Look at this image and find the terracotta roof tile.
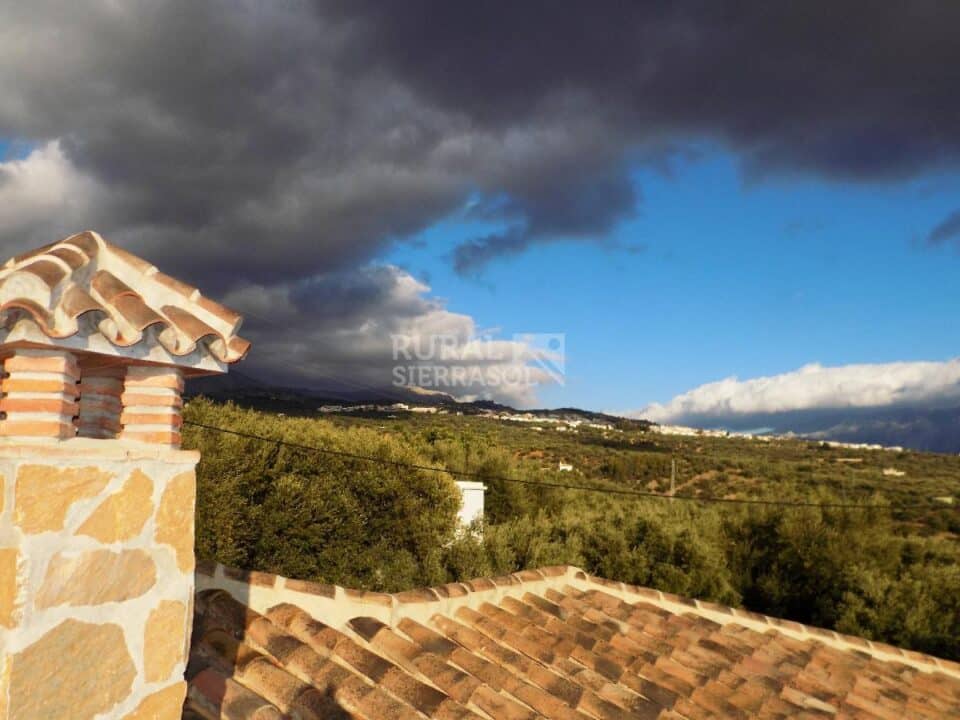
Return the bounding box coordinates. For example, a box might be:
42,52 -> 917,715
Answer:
342,587 -> 394,607
465,576 -> 497,592
186,566 -> 960,719
434,582 -> 471,599
186,668 -> 286,720
396,587 -> 443,604
0,231 -> 248,370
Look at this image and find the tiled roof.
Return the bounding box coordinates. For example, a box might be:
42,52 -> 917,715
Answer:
0,231 -> 249,368
185,564 -> 960,719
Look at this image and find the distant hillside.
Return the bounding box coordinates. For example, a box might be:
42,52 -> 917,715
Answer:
183,373 -> 642,428
186,372 -> 457,413
789,406 -> 960,453
654,405 -> 960,454
187,374 -> 958,452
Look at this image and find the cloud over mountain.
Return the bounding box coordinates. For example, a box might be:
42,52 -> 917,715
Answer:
633,359 -> 960,425
221,265 -> 561,407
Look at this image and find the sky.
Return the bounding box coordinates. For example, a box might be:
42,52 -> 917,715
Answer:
1,2 -> 959,420
386,151 -> 960,411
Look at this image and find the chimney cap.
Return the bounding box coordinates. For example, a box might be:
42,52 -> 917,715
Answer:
0,231 -> 250,375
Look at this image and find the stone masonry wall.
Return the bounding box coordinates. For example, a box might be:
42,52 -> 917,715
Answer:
0,441 -> 199,719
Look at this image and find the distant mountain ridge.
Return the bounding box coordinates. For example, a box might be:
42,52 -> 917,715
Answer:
786,406 -> 960,453
185,373 -> 960,453
186,371 -> 458,409
184,372 -> 633,426
674,405 -> 960,454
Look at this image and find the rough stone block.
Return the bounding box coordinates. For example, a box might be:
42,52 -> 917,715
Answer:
121,682 -> 187,720
156,470 -> 196,572
7,620 -> 135,719
144,600 -> 188,682
0,549 -> 20,628
76,469 -> 154,542
36,549 -> 156,608
14,465 -> 113,533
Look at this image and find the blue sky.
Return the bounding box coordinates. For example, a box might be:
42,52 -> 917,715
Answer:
0,139 -> 33,162
387,148 -> 960,411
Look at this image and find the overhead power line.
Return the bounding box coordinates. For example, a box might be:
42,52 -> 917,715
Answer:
182,419 -> 957,512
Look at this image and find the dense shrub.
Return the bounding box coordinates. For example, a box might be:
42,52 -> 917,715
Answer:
184,399 -> 458,590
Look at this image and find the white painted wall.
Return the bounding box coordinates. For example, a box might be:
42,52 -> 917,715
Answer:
454,480 -> 486,526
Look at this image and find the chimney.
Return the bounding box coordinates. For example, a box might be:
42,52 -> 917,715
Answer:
0,232 -> 249,719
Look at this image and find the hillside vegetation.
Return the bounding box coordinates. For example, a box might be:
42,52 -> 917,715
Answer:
183,398 -> 960,660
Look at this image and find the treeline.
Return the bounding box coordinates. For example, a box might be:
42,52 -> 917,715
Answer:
183,399 -> 960,660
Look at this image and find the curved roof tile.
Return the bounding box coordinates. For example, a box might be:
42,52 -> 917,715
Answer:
0,231 -> 249,366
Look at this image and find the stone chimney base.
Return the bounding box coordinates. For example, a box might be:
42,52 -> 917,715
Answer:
0,441 -> 199,719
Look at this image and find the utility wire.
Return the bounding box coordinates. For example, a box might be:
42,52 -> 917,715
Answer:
182,419 -> 957,511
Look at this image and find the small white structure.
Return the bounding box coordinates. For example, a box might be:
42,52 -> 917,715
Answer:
455,480 -> 486,526
558,461 -> 573,472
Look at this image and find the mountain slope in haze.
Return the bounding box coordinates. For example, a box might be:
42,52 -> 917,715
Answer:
184,373 -> 635,427
185,371 -> 458,411
792,406 -> 960,453
187,374 -> 960,453
680,405 -> 960,453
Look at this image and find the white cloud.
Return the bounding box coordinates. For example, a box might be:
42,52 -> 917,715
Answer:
0,140 -> 109,246
223,265 -> 562,407
629,359 -> 960,423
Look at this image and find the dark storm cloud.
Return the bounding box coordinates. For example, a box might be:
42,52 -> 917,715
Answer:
332,0 -> 960,269
928,210 -> 960,247
218,265 -> 555,405
453,159 -> 638,274
336,1 -> 960,177
1,1 -> 958,390
452,228 -> 529,276
3,1 -> 959,283
0,0 -> 472,288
